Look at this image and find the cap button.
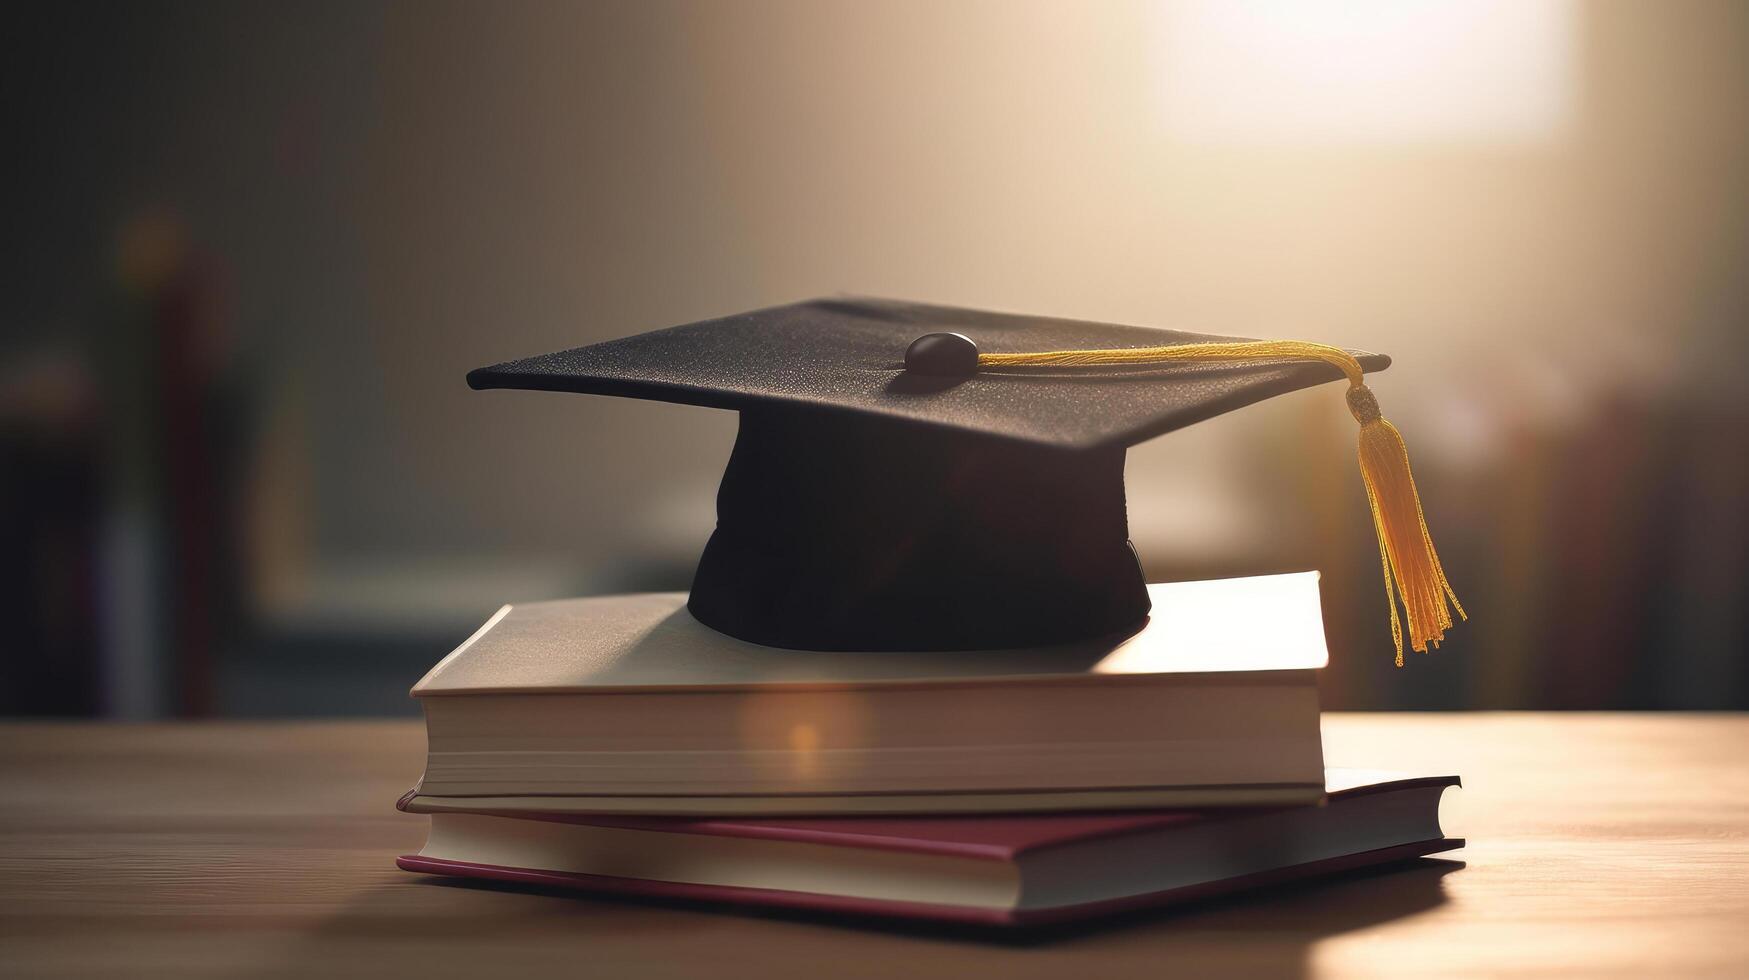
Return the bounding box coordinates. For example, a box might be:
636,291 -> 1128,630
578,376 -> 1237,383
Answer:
904,333 -> 980,376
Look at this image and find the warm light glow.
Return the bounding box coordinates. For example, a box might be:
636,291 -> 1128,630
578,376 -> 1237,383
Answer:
1157,0 -> 1576,143
788,722 -> 821,779
1094,572 -> 1331,675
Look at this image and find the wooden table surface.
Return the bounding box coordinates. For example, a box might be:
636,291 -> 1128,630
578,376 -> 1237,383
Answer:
2,714 -> 1746,979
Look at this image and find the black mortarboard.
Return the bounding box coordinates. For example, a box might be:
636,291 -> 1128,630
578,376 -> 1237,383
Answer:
467,297 -> 1457,659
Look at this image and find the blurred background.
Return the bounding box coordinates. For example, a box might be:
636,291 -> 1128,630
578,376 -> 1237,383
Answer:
3,0 -> 1744,717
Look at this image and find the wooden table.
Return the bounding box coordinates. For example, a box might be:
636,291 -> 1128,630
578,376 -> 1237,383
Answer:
2,714 -> 1746,978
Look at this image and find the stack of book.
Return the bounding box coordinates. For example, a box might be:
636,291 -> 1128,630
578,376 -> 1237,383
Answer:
396,572 -> 1461,926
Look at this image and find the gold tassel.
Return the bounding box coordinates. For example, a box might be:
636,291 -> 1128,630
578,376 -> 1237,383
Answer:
978,340 -> 1466,666
1347,385 -> 1467,666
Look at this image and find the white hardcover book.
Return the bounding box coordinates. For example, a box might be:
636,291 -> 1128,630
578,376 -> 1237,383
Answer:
404,572 -> 1329,816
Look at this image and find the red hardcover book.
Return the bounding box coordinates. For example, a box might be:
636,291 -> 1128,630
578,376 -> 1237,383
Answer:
397,770 -> 1460,926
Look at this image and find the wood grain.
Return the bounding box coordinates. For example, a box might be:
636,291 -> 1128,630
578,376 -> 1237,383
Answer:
2,714 -> 1746,978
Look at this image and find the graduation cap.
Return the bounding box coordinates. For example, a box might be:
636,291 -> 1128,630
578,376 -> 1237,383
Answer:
470,298 -> 1464,665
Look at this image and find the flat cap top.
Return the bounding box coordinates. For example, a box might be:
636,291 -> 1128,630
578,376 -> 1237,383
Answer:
467,297 -> 1388,451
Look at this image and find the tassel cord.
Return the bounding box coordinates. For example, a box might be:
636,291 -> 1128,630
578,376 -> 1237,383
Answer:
978,340 -> 1464,666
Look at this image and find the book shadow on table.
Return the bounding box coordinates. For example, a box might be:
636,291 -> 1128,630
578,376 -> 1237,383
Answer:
267,855 -> 1461,977
1027,856 -> 1463,945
